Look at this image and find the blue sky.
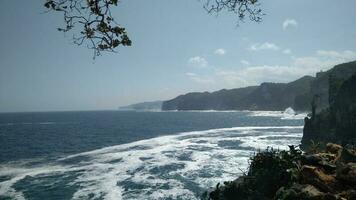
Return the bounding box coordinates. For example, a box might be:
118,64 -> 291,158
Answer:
1,0 -> 356,112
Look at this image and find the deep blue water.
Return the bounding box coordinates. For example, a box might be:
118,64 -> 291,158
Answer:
0,110 -> 305,200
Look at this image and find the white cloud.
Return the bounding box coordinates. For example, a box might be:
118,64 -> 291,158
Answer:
283,19 -> 298,30
293,50 -> 356,70
186,50 -> 356,89
186,72 -> 215,84
240,60 -> 250,65
249,42 -> 280,51
283,49 -> 292,54
214,48 -> 226,55
188,56 -> 208,67
185,72 -> 196,76
187,65 -> 309,88
215,65 -> 310,87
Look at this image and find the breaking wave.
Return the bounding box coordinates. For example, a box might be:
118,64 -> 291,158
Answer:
248,107 -> 307,120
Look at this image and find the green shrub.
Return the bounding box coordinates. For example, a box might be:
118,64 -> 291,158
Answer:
206,146 -> 302,200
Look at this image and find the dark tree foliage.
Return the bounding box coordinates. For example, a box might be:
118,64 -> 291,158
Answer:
203,0 -> 263,23
44,0 -> 263,57
44,0 -> 132,58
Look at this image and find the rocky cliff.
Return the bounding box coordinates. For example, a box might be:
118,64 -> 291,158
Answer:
162,76 -> 314,111
161,86 -> 258,110
162,61 -> 356,112
310,61 -> 356,112
302,71 -> 356,147
204,61 -> 356,200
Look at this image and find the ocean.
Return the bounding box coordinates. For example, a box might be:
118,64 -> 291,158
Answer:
0,110 -> 306,200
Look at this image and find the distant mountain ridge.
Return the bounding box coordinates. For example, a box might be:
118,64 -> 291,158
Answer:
162,61 -> 356,111
119,101 -> 163,111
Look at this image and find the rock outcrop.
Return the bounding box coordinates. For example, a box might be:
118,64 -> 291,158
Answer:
311,61 -> 356,111
302,72 -> 356,148
204,144 -> 356,200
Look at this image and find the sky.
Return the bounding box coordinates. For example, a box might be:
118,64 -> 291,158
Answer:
1,0 -> 356,112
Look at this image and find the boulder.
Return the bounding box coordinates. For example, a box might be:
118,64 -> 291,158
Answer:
326,143 -> 342,154
301,165 -> 337,192
275,185 -> 300,200
303,154 -> 323,165
302,153 -> 337,172
336,162 -> 356,184
275,184 -> 331,200
301,184 -> 325,198
336,148 -> 356,163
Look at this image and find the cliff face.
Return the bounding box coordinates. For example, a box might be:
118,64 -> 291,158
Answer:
332,73 -> 356,143
241,76 -> 315,111
161,86 -> 258,110
302,72 -> 356,147
162,76 -> 314,111
310,61 -> 356,112
162,61 -> 356,112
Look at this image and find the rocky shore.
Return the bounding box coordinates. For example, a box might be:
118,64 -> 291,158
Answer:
203,62 -> 356,200
204,143 -> 356,200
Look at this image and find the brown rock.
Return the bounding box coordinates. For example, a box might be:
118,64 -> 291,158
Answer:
301,184 -> 324,198
338,189 -> 356,200
302,154 -> 337,173
326,143 -> 343,154
337,148 -> 356,163
303,154 -> 323,165
318,153 -> 338,162
301,165 -> 337,192
336,162 -> 356,184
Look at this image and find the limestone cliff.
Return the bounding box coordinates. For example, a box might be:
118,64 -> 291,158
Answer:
302,72 -> 356,147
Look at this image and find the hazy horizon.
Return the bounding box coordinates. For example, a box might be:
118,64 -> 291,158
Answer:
0,62 -> 340,114
1,0 -> 356,112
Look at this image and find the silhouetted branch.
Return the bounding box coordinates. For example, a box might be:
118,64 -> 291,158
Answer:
203,0 -> 264,23
44,0 -> 263,58
44,0 -> 131,58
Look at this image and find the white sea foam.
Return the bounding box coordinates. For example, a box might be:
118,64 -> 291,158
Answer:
159,108 -> 307,120
0,126 -> 303,200
248,107 -> 307,120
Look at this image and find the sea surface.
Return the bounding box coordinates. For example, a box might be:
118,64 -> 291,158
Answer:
0,110 -> 306,200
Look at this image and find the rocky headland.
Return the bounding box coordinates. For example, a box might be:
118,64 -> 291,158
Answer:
163,61 -> 356,112
204,61 -> 356,199
302,72 -> 356,148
